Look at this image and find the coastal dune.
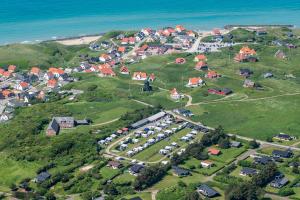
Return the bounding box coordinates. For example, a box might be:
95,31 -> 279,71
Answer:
56,35 -> 101,45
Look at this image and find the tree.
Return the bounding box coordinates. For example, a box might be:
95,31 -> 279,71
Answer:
177,180 -> 186,188
218,138 -> 230,149
186,191 -> 201,200
45,193 -> 56,200
103,184 -> 119,196
249,140 -> 260,149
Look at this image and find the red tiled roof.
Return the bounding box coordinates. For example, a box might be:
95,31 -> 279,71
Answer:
208,148 -> 221,155
8,65 -> 16,72
31,67 -> 40,75
19,82 -> 29,88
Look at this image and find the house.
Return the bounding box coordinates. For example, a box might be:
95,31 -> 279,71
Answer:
44,72 -> 55,80
132,72 -> 147,81
208,88 -> 232,96
172,166 -> 190,177
234,46 -> 257,62
194,54 -> 207,62
149,73 -> 155,82
240,167 -> 257,176
187,77 -> 205,88
270,177 -> 289,188
170,88 -> 182,100
107,161 -> 123,169
48,68 -> 65,78
141,28 -> 152,36
274,133 -> 295,141
30,67 -> 41,76
212,28 -> 221,35
129,164 -> 144,176
208,148 -> 221,155
230,141 -> 241,148
15,82 -> 29,91
254,156 -> 273,165
206,70 -> 220,79
272,149 -> 293,158
47,79 -> 58,88
195,61 -> 208,70
243,79 -> 256,88
175,58 -> 186,64
0,113 -> 12,122
99,65 -> 116,77
35,172 -> 51,183
187,30 -> 196,37
2,71 -> 11,78
264,72 -> 273,78
99,54 -> 111,62
239,68 -> 253,78
275,50 -> 287,59
197,184 -> 219,198
120,66 -> 130,75
118,46 -> 126,53
175,25 -> 185,32
46,117 -> 75,136
8,65 -> 16,73
174,109 -> 194,117
201,160 -> 214,168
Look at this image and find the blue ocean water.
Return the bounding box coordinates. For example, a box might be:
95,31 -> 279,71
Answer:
1,0 -> 300,44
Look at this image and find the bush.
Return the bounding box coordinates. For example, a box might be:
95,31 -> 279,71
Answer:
278,188 -> 295,196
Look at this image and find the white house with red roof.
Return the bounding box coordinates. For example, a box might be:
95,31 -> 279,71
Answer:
120,66 -> 130,75
187,77 -> 205,88
98,65 -> 116,77
175,25 -> 185,33
15,82 -> 29,91
141,28 -> 152,36
170,88 -> 183,100
99,54 -> 112,62
132,72 -> 147,81
47,79 -> 58,88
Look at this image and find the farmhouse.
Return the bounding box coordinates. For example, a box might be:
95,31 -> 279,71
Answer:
240,167 -> 257,176
187,77 -> 205,88
230,141 -> 241,148
172,166 -> 190,177
197,184 -> 219,198
46,117 -> 75,136
208,88 -> 232,96
201,160 -> 214,168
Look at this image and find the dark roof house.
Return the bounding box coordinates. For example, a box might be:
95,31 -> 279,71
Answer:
197,184 -> 219,198
272,149 -> 293,158
35,171 -> 51,183
270,177 -> 289,188
240,167 -> 257,176
172,166 -> 190,177
254,156 -> 273,165
129,164 -> 144,175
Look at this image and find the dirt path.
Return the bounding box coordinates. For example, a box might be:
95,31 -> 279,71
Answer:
191,92 -> 300,106
91,118 -> 120,127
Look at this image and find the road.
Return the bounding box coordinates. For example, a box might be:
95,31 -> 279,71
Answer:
91,118 -> 120,127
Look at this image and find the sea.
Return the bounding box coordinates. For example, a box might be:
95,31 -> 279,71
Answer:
1,0 -> 300,45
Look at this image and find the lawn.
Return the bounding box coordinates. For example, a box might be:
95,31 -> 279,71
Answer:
120,192 -> 152,200
180,157 -> 225,176
188,95 -> 300,140
207,146 -> 247,164
100,166 -> 121,180
112,172 -> 135,184
132,128 -> 196,162
0,154 -> 41,191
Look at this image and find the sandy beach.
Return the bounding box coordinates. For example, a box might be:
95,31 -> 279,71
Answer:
56,35 -> 101,45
